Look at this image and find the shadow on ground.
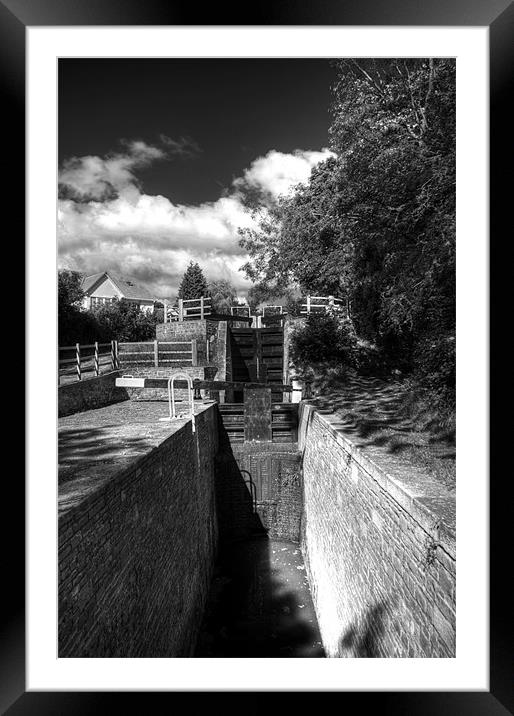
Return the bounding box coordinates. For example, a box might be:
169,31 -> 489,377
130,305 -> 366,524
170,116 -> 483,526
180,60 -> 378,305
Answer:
308,372 -> 455,490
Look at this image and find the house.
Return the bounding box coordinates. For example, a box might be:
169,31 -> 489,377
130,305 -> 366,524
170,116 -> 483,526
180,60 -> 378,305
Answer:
81,272 -> 156,314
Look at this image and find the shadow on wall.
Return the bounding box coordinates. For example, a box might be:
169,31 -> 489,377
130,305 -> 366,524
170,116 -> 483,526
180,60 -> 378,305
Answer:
214,414 -> 267,543
199,412 -> 324,657
195,535 -> 325,658
339,599 -> 389,657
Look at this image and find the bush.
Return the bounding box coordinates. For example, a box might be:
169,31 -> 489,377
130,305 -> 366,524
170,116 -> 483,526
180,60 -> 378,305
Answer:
290,311 -> 359,368
92,299 -> 157,342
412,333 -> 455,408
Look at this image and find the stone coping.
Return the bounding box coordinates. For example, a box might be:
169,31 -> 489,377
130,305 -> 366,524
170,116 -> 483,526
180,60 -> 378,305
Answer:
298,402 -> 455,558
58,400 -> 216,519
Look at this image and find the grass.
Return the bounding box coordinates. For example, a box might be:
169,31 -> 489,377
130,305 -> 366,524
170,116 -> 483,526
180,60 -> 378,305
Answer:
302,364 -> 455,492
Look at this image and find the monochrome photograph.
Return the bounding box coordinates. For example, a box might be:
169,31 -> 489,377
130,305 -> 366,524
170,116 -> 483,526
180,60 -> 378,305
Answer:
57,57 -> 456,660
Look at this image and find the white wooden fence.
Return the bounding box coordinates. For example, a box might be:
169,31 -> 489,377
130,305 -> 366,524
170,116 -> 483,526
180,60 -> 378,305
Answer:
178,296 -> 212,321
300,295 -> 350,317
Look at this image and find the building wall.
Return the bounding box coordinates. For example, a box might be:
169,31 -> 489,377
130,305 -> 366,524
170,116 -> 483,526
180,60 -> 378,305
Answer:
58,371 -> 129,417
58,404 -> 219,657
82,276 -> 154,312
299,404 -> 456,658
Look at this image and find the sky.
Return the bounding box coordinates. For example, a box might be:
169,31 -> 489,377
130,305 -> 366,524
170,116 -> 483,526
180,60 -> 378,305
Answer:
58,59 -> 337,300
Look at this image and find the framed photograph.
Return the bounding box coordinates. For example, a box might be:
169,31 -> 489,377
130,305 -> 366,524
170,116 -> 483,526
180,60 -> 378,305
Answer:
5,0 -> 508,711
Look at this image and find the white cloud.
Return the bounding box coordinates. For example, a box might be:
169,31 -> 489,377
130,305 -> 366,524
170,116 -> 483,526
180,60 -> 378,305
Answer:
233,148 -> 335,199
58,145 -> 333,299
58,140 -> 167,202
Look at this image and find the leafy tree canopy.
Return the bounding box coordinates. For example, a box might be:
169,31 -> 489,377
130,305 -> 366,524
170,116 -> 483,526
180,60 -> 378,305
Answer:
92,298 -> 157,342
239,58 -> 455,375
208,279 -> 238,314
58,269 -> 84,314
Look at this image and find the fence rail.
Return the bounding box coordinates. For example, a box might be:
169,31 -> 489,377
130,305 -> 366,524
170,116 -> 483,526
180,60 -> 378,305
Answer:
300,295 -> 350,316
117,339 -> 198,368
178,296 -> 212,321
262,305 -> 284,316
230,305 -> 251,317
58,340 -> 119,384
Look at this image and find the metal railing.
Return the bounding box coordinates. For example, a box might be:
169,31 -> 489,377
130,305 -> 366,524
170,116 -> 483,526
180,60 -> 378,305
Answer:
58,340 -> 118,384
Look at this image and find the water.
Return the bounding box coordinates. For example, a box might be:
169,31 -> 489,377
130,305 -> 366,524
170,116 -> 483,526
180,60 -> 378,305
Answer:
195,537 -> 325,657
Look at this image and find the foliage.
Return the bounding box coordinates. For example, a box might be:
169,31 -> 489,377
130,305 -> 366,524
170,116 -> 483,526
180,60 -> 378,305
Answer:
58,269 -> 91,345
177,261 -> 208,300
58,269 -> 158,344
411,333 -> 455,408
91,299 -> 157,342
58,269 -> 84,312
290,312 -> 359,368
208,279 -> 237,314
239,59 -> 455,401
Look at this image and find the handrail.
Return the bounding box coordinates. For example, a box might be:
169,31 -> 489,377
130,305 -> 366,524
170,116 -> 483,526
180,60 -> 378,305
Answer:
158,372 -> 196,432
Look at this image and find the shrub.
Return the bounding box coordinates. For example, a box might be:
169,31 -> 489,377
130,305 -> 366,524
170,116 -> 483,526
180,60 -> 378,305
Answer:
290,311 -> 359,367
412,333 -> 456,408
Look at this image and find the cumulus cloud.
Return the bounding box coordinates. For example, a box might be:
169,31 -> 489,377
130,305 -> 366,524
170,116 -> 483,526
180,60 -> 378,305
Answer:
233,148 -> 334,200
58,144 -> 333,299
58,140 -> 167,203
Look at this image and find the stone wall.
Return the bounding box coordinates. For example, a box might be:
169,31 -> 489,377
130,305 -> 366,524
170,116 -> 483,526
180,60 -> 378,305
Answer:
58,404 -> 219,657
58,371 -> 129,417
156,319 -> 219,366
299,404 -> 456,658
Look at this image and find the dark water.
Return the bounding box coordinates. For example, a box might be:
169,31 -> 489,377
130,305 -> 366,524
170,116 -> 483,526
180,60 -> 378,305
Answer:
195,537 -> 325,657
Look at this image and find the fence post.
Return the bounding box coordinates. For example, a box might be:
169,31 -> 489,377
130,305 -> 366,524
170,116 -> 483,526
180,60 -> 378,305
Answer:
307,295 -> 311,314
178,298 -> 184,322
200,297 -> 204,320
328,295 -> 334,310
94,341 -> 99,377
76,343 -> 81,381
110,340 -> 116,370
191,339 -> 198,366
153,339 -> 159,367
206,336 -> 210,364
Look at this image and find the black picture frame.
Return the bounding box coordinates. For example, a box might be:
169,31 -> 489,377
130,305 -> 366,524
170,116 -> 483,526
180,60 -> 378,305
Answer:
5,0 -> 510,712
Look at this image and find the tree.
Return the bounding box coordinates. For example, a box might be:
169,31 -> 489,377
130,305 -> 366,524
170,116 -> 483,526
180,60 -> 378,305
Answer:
58,269 -> 84,314
239,58 -> 456,385
92,298 -> 157,342
177,261 -> 208,300
207,279 -> 237,314
58,269 -> 90,345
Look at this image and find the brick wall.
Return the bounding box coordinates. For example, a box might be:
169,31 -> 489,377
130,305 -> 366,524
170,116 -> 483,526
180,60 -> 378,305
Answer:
215,441 -> 302,544
299,404 -> 456,658
58,404 -> 219,657
58,371 -> 129,417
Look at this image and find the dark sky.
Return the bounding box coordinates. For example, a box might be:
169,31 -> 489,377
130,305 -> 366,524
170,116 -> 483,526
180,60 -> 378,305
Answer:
58,58 -> 336,205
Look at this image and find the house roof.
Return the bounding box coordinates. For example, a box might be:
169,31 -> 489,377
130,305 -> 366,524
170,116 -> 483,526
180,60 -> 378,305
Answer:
82,271 -> 155,301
